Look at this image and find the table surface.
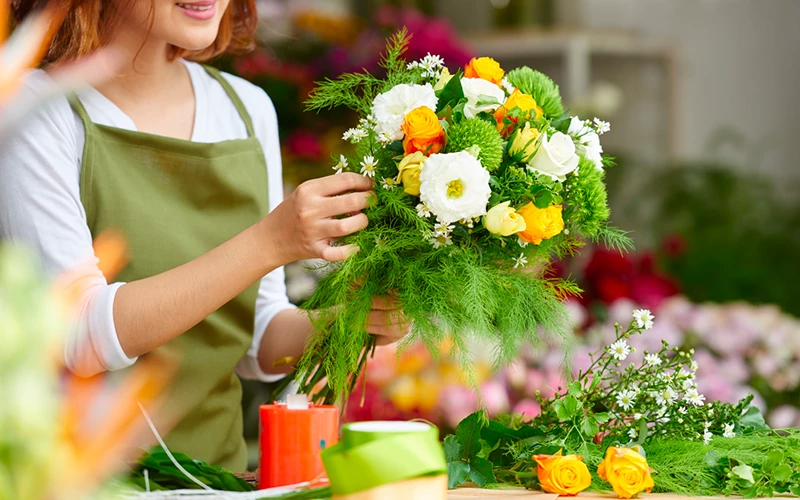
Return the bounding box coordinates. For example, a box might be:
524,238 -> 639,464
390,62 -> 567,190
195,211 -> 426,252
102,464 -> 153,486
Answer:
448,490 -> 752,499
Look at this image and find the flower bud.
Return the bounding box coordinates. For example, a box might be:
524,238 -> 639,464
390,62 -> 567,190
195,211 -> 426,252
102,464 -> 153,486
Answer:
508,122 -> 539,163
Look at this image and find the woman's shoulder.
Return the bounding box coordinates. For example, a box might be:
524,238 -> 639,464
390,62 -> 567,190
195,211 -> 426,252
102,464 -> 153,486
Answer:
6,69 -> 79,136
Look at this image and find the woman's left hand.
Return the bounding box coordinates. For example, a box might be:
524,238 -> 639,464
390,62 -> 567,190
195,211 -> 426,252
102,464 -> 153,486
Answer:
367,296 -> 411,346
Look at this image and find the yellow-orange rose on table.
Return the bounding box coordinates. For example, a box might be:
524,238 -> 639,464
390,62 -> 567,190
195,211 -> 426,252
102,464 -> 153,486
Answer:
401,106 -> 446,156
464,56 -> 504,85
396,151 -> 426,196
494,88 -> 544,137
532,449 -> 592,496
598,446 -> 655,499
517,203 -> 564,245
483,201 -> 526,236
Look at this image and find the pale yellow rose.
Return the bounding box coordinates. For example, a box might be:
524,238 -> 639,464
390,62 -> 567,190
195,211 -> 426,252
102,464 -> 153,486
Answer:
434,67 -> 453,91
483,201 -> 527,236
396,151 -> 426,196
508,122 -> 540,163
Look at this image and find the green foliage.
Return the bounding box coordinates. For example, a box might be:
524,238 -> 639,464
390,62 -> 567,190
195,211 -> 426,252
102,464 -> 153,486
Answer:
445,118 -> 504,171
565,157 -> 611,237
505,67 -> 564,118
445,413 -> 498,489
128,446 -> 254,492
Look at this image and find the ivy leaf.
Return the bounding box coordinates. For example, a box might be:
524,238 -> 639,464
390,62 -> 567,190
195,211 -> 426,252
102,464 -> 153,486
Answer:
732,464 -> 755,484
447,461 -> 470,489
534,191 -> 553,209
580,417 -> 599,438
556,395 -> 582,422
456,411 -> 485,460
593,412 -> 610,424
443,435 -> 462,462
468,457 -> 497,487
740,405 -> 770,431
762,450 -> 783,472
773,464 -> 793,483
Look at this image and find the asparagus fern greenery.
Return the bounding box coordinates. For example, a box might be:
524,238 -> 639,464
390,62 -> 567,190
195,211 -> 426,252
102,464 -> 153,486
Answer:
275,28 -> 630,404
444,311 -> 800,498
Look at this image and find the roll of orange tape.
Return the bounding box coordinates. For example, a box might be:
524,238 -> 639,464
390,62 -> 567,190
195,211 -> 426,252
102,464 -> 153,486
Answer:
258,402 -> 339,489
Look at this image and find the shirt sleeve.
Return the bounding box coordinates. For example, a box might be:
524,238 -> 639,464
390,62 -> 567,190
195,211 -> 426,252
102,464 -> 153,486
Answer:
0,71 -> 137,377
224,73 -> 297,382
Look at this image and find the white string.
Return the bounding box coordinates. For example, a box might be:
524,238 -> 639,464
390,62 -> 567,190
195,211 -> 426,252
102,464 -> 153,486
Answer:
145,469 -> 150,493
138,402 -> 213,491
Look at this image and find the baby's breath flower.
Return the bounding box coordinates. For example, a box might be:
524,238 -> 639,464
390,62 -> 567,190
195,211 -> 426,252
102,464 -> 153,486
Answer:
616,390 -> 637,410
609,339 -> 631,361
633,309 -> 654,330
416,203 -> 432,218
513,253 -> 528,269
723,423 -> 736,438
593,117 -> 611,134
377,132 -> 393,145
360,156 -> 377,178
644,354 -> 662,367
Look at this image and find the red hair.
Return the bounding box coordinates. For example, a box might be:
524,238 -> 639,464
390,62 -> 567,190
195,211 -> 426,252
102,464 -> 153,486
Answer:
11,0 -> 258,66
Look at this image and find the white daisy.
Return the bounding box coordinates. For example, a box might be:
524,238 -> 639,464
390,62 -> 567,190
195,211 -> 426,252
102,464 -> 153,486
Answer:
434,220 -> 455,236
501,77 -> 515,95
682,379 -> 697,391
723,423 -> 736,438
616,390 -> 636,410
678,406 -> 688,415
428,232 -> 453,249
633,413 -> 643,421
343,127 -> 368,143
416,203 -> 432,218
644,354 -> 662,367
684,387 -> 706,406
513,253 -> 528,269
609,339 -> 632,361
703,430 -> 713,445
333,155 -> 347,174
382,177 -> 397,190
658,371 -> 675,384
517,237 -> 529,248
690,360 -> 699,372
656,386 -> 677,406
632,309 -> 654,330
360,156 -> 377,178
377,132 -> 393,145
679,368 -> 694,380
628,428 -> 637,439
593,117 -> 611,134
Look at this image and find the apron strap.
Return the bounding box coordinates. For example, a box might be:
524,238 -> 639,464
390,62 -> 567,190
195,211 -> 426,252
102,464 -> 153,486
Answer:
203,65 -> 256,138
68,95 -> 95,131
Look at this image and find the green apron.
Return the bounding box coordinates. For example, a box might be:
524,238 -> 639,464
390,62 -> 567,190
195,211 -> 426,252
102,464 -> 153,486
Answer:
71,66 -> 269,471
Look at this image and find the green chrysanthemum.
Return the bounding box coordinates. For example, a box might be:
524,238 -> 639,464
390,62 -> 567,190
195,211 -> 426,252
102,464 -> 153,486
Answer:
445,118 -> 504,172
567,157 -> 610,236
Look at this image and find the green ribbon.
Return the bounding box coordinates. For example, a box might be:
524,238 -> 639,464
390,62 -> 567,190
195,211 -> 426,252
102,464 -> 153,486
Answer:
321,421 -> 447,495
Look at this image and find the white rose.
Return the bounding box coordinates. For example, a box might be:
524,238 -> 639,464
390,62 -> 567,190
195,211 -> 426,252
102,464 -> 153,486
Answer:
371,83 -> 438,141
527,131 -> 580,182
460,77 -> 505,119
568,116 -> 604,171
419,151 -> 492,224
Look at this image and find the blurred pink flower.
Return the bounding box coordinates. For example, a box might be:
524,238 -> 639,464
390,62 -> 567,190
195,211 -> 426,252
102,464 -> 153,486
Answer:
512,399 -> 541,418
439,385 -> 479,429
285,129 -> 324,161
525,369 -> 563,399
769,405 -> 800,429
481,379 -> 510,417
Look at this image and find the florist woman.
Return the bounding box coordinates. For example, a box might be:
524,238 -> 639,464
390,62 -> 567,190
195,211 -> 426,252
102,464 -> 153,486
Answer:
0,0 -> 408,470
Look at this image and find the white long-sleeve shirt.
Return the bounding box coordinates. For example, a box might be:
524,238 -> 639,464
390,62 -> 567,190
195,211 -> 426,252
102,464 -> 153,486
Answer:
0,60 -> 294,380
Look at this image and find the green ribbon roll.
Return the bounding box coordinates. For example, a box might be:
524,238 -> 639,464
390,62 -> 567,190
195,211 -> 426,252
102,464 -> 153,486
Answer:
321,421 -> 447,495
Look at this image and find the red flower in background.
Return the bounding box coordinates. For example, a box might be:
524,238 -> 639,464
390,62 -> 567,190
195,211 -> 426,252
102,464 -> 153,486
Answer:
285,130 -> 324,161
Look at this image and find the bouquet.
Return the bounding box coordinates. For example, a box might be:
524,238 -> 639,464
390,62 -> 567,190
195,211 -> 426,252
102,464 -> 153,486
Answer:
279,29 -> 631,403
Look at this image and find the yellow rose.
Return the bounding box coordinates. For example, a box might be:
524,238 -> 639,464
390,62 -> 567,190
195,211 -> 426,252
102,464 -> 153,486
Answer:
396,151 -> 426,196
401,106 -> 446,156
533,449 -> 592,496
597,447 -> 655,499
464,56 -> 504,85
508,122 -> 540,163
434,67 -> 453,91
483,201 -> 527,236
517,203 -> 564,245
494,88 -> 544,137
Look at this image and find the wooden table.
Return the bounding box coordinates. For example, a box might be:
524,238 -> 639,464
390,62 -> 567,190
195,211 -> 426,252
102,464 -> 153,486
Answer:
449,490 -> 739,499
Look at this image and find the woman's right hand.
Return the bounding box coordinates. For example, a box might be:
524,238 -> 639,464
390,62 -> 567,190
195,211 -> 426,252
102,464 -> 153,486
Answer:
262,173 -> 374,264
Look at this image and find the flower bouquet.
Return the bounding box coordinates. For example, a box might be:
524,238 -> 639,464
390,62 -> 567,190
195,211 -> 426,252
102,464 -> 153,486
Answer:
279,29 -> 631,403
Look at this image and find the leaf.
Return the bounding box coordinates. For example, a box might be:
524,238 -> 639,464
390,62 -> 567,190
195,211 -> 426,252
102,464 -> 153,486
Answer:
740,405 -> 770,431
567,380 -> 582,398
732,464 -> 756,484
468,457 -> 497,487
447,461 -> 470,489
593,412 -> 610,424
534,191 -> 553,209
773,463 -> 793,483
580,417 -> 599,438
436,70 -> 465,113
763,450 -> 784,472
789,484 -> 800,496
456,412 -> 485,460
443,435 -> 462,462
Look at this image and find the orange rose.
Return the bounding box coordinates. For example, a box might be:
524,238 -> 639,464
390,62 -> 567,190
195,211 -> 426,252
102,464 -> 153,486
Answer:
533,449 -> 592,496
494,88 -> 544,137
597,447 -> 655,499
517,204 -> 564,245
464,56 -> 504,85
401,106 -> 446,156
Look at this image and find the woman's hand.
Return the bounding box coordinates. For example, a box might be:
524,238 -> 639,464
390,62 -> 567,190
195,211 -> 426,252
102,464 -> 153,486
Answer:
368,296 -> 411,346
262,173 -> 374,264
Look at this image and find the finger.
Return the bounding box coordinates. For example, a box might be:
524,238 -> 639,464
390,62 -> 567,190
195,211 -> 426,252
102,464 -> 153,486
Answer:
368,310 -> 411,331
367,323 -> 409,343
321,191 -> 373,218
323,213 -> 369,238
320,244 -> 360,262
316,172 -> 374,197
371,296 -> 401,311
375,335 -> 396,346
